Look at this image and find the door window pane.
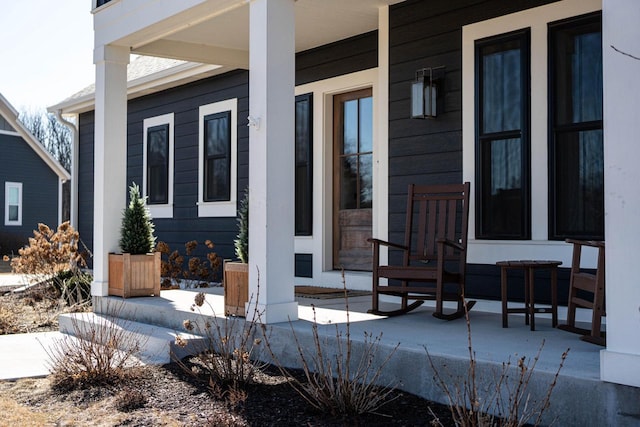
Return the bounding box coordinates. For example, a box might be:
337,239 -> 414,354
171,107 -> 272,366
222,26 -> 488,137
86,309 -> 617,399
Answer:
338,95 -> 373,211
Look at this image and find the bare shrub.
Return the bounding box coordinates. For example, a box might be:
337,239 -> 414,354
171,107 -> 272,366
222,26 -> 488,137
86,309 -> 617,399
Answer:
428,299 -> 569,427
10,222 -> 91,310
114,387 -> 148,412
43,302 -> 145,391
157,240 -> 220,289
174,289 -> 265,395
11,222 -> 85,275
263,275 -> 399,416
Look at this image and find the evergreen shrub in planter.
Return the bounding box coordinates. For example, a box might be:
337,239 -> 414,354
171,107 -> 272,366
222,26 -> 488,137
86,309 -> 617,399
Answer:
108,183 -> 160,298
224,189 -> 249,316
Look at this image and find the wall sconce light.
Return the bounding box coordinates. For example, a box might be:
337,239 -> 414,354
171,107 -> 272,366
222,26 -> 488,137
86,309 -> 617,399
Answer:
411,66 -> 445,119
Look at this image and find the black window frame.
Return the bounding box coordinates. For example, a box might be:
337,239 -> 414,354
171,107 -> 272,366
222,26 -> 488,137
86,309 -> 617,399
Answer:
475,28 -> 531,240
203,111 -> 232,203
548,12 -> 603,241
295,93 -> 314,236
145,123 -> 170,205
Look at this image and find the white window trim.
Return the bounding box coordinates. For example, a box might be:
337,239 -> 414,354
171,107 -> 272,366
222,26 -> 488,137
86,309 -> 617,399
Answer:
293,68 -> 381,290
198,98 -> 238,218
4,182 -> 22,226
461,0 -> 601,267
143,113 -> 174,219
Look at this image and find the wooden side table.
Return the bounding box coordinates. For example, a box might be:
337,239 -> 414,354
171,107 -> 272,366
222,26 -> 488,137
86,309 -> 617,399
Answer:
497,260 -> 561,331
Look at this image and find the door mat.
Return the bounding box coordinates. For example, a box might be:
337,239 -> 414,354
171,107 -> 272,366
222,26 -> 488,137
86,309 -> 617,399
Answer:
294,286 -> 371,299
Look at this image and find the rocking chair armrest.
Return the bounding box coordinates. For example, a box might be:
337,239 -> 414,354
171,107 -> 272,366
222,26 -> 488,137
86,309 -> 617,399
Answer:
565,238 -> 605,248
367,238 -> 409,251
436,237 -> 465,252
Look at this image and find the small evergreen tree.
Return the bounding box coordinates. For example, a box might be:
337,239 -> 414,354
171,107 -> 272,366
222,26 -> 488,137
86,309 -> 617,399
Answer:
234,188 -> 249,263
119,183 -> 156,254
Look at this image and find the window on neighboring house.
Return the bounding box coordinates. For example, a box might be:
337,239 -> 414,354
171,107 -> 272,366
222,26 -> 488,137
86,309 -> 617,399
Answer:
549,13 -> 603,240
295,93 -> 313,236
4,182 -> 22,226
198,99 -> 237,217
143,113 -> 174,218
475,29 -> 530,239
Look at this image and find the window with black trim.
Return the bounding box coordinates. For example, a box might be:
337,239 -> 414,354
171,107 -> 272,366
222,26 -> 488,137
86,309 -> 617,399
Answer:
146,124 -> 169,205
475,29 -> 530,239
295,93 -> 313,236
203,111 -> 231,202
549,13 -> 603,240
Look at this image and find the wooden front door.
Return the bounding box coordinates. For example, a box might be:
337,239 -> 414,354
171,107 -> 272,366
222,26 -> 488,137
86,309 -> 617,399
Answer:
333,89 -> 373,271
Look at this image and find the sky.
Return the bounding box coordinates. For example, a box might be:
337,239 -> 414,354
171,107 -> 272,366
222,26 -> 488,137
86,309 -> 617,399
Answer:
0,1 -> 95,113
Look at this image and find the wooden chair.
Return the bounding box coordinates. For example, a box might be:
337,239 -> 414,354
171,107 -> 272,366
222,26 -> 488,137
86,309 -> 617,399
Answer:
368,182 -> 474,320
558,239 -> 606,345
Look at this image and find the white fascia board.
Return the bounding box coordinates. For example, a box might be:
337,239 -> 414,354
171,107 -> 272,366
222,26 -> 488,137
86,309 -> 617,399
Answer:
0,93 -> 70,181
93,0 -> 247,49
49,62 -> 229,115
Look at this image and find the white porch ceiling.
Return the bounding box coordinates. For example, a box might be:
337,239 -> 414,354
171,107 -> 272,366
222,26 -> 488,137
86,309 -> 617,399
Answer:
102,0 -> 405,66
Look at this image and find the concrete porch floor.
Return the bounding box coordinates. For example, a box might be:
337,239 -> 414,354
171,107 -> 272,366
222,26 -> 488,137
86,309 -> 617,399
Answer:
91,288 -> 640,426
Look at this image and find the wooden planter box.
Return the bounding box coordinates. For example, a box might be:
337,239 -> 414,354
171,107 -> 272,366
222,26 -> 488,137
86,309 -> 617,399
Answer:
224,261 -> 248,317
108,252 -> 161,298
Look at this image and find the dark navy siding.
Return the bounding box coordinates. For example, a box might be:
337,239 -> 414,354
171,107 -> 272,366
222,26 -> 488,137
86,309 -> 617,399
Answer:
387,0 -> 563,300
125,69 -> 249,271
0,133 -> 59,250
296,31 -> 378,86
78,111 -> 95,265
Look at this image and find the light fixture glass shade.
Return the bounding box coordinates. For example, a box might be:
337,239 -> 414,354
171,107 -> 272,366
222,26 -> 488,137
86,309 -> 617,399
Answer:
411,77 -> 437,118
411,80 -> 425,118
424,84 -> 437,117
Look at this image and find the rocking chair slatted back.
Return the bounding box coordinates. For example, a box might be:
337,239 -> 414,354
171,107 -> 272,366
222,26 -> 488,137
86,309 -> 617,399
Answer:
405,184 -> 469,265
368,182 -> 473,319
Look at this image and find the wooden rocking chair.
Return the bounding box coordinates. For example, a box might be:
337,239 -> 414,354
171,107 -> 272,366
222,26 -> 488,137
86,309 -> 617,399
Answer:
558,239 -> 606,346
368,182 -> 474,320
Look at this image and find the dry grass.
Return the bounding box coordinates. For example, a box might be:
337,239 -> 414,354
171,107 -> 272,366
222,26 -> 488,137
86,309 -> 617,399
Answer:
0,305 -> 17,334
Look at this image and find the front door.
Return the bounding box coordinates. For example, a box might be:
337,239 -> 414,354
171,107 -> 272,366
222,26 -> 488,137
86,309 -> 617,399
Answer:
333,89 -> 373,271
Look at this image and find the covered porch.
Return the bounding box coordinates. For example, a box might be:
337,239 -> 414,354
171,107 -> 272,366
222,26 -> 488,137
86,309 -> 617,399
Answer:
88,0 -> 640,392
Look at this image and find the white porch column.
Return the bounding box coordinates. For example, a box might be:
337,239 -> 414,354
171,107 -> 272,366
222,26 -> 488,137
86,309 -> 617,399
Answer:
247,0 -> 297,323
91,45 -> 129,296
600,0 -> 640,388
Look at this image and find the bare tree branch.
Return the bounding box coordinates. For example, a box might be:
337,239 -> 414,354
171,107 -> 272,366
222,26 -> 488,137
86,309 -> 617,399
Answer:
611,44 -> 640,61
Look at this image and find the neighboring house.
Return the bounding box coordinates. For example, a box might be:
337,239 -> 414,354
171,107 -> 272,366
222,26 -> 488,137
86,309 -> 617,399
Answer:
0,93 -> 70,254
49,0 -> 639,388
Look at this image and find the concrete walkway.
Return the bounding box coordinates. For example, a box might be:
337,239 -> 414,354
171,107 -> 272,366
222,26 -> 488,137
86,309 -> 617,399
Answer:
0,331 -> 63,380
0,274 -> 62,380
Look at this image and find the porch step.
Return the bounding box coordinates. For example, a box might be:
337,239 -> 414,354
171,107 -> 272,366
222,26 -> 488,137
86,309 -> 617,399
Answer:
58,312 -> 206,365
92,288 -> 225,332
